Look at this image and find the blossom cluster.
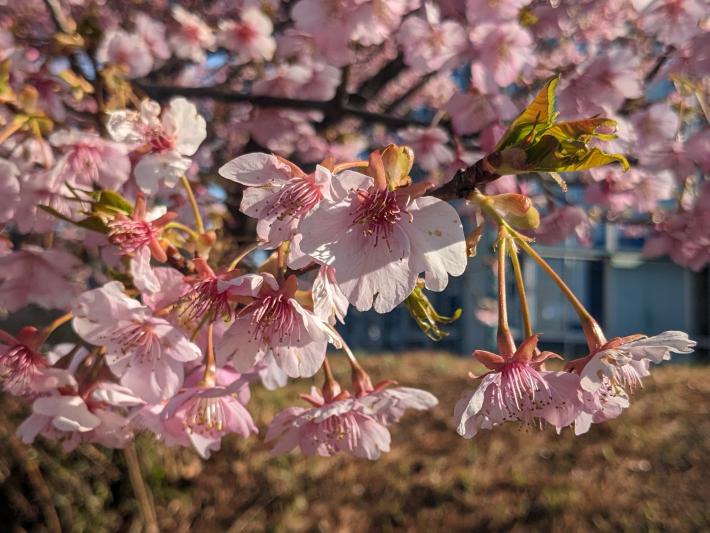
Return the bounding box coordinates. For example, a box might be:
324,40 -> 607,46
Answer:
0,0 -> 705,462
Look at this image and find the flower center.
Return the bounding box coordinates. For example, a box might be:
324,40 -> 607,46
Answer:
351,188 -> 407,249
109,322 -> 161,363
488,362 -> 554,422
241,293 -> 299,345
182,277 -> 233,322
144,126 -> 175,153
268,176 -> 323,220
107,219 -> 156,254
185,396 -> 226,435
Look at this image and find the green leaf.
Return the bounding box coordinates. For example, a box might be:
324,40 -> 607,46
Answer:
38,205 -> 109,233
544,118 -> 618,143
496,76 -> 560,150
91,190 -> 133,215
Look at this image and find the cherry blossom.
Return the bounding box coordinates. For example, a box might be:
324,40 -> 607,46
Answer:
299,169 -> 467,313
454,335 -> 582,438
218,152 -> 333,250
72,281 -> 202,403
169,6 -> 216,63
217,274 -> 329,378
217,8 -> 276,64
107,98 -> 207,193
265,386 -> 392,460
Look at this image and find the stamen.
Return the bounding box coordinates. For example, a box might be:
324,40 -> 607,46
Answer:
350,188 -> 406,250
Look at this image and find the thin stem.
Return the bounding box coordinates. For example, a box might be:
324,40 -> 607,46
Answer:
508,240 -> 533,338
42,312 -> 73,339
122,444 -> 159,533
496,234 -> 515,354
180,175 -> 205,234
163,221 -> 200,241
202,321 -> 216,385
228,242 -> 260,271
515,236 -> 593,323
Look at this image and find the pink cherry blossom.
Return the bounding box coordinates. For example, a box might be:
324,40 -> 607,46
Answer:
299,170 -> 467,313
0,158 -> 20,224
134,13 -> 170,62
398,3 -> 467,74
217,274 -> 329,378
445,91 -> 517,136
454,335 -> 582,438
398,126 -> 454,171
72,281 -> 202,403
169,6 -> 216,63
218,8 -> 276,63
265,386 -> 392,460
466,0 -> 530,23
638,0 -> 704,47
575,331 -> 696,396
17,382 -> 140,451
107,98 -> 207,193
96,29 -> 154,78
469,23 -> 535,90
535,206 -> 592,247
218,152 -> 333,249
161,370 -> 257,459
49,130 -> 131,190
0,246 -> 88,312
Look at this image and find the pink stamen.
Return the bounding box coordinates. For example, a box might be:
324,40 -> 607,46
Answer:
240,293 -> 300,345
351,187 -> 408,250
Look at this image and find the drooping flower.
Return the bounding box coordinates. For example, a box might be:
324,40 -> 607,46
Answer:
218,152 -> 333,249
454,335 -> 582,438
17,381 -> 141,451
216,274 -> 329,378
299,169 -> 467,313
161,366 -> 257,459
0,326 -> 75,396
106,97 -> 207,193
572,331 -> 696,396
265,385 -> 392,460
72,281 -> 202,403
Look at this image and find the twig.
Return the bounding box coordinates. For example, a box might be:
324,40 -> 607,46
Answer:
123,444 -> 159,533
134,82 -> 432,130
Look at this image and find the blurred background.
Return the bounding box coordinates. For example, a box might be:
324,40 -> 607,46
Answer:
0,0 -> 708,531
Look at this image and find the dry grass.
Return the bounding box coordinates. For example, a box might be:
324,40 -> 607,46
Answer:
1,352 -> 709,532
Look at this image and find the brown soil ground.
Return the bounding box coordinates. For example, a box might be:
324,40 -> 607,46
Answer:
1,352 -> 708,532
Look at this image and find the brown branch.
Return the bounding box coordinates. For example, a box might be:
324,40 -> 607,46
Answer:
428,152 -> 503,200
134,82 -> 432,129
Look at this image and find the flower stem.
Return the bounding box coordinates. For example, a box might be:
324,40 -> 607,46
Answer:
496,233 -> 515,354
122,444 -> 159,533
514,236 -> 594,323
508,240 -> 533,338
163,221 -> 200,241
228,242 -> 260,271
180,175 -> 205,234
202,321 -> 216,384
42,312 -> 73,339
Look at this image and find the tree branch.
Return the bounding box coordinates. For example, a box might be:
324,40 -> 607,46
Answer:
134,82 -> 433,130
